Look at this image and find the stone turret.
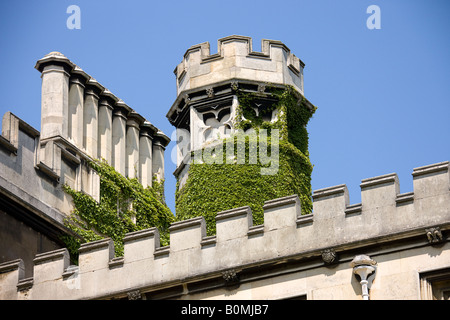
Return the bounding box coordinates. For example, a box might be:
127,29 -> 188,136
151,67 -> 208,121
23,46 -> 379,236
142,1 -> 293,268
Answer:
167,36 -> 316,231
167,36 -> 308,159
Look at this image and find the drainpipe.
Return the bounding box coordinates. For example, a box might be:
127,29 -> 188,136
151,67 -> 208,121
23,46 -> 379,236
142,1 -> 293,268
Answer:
350,255 -> 377,300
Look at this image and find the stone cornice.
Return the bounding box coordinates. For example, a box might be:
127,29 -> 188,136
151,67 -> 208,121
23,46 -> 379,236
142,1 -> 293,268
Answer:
412,161 -> 449,177
167,78 -> 314,126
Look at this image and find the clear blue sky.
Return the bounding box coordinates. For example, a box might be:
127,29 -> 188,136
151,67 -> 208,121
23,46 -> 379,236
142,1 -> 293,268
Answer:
1,0 -> 449,214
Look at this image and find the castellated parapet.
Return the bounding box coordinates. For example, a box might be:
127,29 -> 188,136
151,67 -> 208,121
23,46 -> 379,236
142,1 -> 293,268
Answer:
167,35 -> 309,137
174,35 -> 304,96
1,161 -> 448,300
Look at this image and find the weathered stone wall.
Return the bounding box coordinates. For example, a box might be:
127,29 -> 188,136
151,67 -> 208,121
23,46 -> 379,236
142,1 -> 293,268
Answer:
0,161 -> 448,299
0,209 -> 62,279
0,112 -> 72,217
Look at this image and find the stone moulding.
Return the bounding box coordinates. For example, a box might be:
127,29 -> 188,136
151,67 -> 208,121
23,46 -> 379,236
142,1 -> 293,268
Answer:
412,161 -> 449,177
169,216 -> 205,231
396,191 -> 414,205
312,184 -> 348,201
35,161 -> 60,183
123,227 -> 159,243
262,194 -> 301,211
0,135 -> 17,154
360,172 -> 398,190
33,248 -> 69,265
0,111 -> 25,154
0,161 -> 449,299
0,259 -> 24,274
108,257 -> 124,269
17,277 -> 34,291
154,246 -> 170,257
60,146 -> 81,166
296,213 -> 314,226
1,111 -> 61,147
78,238 -> 112,253
215,206 -> 252,221
166,77 -> 316,129
345,203 -> 362,216
247,224 -> 264,236
62,265 -> 79,279
200,235 -> 217,247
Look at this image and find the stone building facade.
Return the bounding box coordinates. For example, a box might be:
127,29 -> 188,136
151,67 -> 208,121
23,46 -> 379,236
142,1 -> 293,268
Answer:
0,36 -> 449,300
0,51 -> 169,278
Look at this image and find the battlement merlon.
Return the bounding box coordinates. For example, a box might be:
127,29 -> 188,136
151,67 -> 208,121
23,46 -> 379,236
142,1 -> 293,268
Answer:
174,35 -> 305,97
0,161 -> 448,300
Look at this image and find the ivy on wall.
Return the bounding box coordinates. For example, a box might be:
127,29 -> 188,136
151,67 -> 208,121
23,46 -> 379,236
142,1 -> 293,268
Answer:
62,159 -> 174,261
175,85 -> 317,235
236,85 -> 315,154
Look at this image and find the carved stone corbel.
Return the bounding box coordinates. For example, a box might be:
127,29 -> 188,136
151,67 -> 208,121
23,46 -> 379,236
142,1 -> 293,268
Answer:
222,269 -> 240,287
183,93 -> 190,105
230,80 -> 239,91
257,83 -> 266,93
206,86 -> 215,98
321,248 -> 338,265
222,269 -> 238,282
127,289 -> 145,300
426,227 -> 443,244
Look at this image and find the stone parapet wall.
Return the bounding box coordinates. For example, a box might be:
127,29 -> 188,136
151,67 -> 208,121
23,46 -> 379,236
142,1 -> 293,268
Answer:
174,35 -> 304,96
0,161 -> 448,299
0,111 -> 74,218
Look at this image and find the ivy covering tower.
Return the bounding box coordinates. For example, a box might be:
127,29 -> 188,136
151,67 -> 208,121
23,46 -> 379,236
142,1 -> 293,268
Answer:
167,36 -> 317,234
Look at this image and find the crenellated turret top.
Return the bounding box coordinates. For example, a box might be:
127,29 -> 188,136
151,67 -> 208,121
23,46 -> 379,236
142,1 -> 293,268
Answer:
174,35 -> 305,96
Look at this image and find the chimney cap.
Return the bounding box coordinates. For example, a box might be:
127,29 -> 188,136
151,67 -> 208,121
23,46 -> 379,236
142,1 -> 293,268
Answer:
35,51 -> 75,72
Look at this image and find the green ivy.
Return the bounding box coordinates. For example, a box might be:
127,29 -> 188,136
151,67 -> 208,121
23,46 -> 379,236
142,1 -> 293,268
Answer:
62,159 -> 174,262
236,85 -> 317,154
176,85 -> 316,235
